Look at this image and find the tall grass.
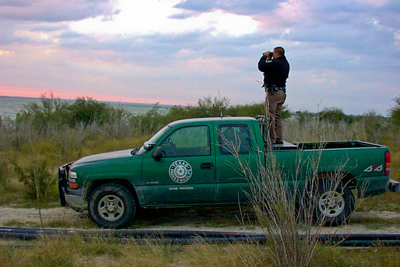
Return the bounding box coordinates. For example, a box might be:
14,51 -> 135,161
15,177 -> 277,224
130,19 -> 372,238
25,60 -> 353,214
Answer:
222,129 -> 355,267
0,236 -> 400,267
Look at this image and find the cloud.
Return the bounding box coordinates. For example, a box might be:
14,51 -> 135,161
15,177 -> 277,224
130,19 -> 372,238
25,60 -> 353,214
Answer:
173,0 -> 285,16
69,1 -> 259,38
0,0 -> 29,7
29,23 -> 69,32
0,0 -> 117,22
0,0 -> 399,115
173,0 -> 215,12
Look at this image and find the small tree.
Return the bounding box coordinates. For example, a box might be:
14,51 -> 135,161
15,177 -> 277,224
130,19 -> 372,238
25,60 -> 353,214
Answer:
318,107 -> 351,123
390,96 -> 400,126
16,92 -> 69,129
11,157 -> 55,201
197,95 -> 230,117
295,110 -> 315,123
67,97 -> 111,127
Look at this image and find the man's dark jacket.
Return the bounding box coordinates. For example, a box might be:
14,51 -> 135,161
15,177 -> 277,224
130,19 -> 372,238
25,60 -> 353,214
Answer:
258,55 -> 290,89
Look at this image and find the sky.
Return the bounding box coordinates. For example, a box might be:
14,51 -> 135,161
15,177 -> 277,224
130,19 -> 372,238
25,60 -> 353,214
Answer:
0,0 -> 399,115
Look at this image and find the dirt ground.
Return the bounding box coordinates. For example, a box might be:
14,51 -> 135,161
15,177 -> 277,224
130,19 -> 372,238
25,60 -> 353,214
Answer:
1,206 -> 399,234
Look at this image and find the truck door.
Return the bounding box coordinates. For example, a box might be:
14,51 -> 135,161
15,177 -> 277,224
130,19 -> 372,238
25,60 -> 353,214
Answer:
142,124 -> 216,205
214,122 -> 259,204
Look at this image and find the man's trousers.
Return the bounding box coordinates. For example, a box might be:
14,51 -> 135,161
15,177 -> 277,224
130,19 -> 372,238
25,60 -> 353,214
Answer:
265,90 -> 286,143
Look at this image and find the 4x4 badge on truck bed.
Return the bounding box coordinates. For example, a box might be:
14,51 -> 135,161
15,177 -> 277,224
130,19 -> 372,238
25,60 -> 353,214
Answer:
169,160 -> 193,184
364,165 -> 383,172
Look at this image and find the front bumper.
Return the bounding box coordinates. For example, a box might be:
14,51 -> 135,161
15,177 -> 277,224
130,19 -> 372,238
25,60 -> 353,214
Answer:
58,163 -> 85,212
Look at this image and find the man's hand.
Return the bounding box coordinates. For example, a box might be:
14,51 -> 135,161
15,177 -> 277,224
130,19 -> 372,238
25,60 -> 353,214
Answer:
263,51 -> 272,59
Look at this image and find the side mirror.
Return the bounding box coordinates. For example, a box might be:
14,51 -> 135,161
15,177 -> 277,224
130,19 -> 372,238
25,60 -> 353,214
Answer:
152,147 -> 164,160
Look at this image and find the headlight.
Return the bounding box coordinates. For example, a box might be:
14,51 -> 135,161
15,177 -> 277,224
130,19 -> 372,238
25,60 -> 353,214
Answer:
68,171 -> 77,182
68,171 -> 79,189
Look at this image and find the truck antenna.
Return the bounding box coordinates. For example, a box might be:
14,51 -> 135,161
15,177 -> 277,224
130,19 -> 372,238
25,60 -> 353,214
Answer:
218,90 -> 223,118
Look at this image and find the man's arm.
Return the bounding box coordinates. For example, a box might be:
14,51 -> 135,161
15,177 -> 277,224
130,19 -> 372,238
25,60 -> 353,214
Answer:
258,52 -> 275,72
258,55 -> 268,72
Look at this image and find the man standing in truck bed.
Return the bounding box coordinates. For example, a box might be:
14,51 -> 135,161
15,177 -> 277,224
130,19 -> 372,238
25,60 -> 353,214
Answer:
258,46 -> 290,145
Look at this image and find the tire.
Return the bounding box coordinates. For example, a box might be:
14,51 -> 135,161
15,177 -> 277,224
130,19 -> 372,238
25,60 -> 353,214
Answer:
314,180 -> 355,226
88,183 -> 136,229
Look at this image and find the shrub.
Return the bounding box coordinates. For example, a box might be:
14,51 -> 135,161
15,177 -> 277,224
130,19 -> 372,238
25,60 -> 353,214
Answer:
67,97 -> 112,127
361,110 -> 391,143
294,110 -> 315,123
318,107 -> 351,123
16,93 -> 69,130
197,95 -> 230,116
11,157 -> 55,201
390,96 -> 400,126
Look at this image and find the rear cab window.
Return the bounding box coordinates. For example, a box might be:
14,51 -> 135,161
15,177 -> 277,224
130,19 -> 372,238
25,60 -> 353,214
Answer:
217,124 -> 252,155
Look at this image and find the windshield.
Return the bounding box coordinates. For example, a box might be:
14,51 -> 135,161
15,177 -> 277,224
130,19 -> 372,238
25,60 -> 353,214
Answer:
135,125 -> 171,156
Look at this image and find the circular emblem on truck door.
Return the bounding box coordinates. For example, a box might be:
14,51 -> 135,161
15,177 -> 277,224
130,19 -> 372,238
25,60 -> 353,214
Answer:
169,160 -> 193,184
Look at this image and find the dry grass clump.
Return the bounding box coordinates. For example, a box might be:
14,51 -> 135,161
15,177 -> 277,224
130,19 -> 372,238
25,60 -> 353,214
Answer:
236,153 -> 346,267
0,153 -> 11,188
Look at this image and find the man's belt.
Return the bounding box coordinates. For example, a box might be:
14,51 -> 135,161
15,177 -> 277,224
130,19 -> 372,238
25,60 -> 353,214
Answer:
265,85 -> 286,95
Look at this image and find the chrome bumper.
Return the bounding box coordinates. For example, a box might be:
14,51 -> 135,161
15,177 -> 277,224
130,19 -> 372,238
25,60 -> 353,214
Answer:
58,163 -> 85,212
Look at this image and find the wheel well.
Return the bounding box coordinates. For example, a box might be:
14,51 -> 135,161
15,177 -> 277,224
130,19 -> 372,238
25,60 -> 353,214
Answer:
85,179 -> 140,206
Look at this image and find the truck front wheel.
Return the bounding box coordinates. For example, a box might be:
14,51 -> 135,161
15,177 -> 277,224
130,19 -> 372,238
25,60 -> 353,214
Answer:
314,180 -> 355,226
88,183 -> 136,228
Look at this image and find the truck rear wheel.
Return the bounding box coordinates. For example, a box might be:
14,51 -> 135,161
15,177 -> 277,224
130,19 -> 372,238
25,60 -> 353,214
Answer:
314,180 -> 355,226
88,183 -> 136,228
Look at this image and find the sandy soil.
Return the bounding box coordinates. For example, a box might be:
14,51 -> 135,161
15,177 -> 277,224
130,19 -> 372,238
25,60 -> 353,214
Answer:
0,206 -> 400,234
0,207 -> 83,226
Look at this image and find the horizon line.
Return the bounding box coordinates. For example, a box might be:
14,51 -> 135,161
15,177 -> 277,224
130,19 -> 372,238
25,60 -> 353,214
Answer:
0,86 -> 193,106
0,94 -> 176,107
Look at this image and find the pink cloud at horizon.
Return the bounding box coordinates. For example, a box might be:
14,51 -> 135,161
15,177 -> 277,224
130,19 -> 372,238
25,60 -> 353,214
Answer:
0,86 -> 192,106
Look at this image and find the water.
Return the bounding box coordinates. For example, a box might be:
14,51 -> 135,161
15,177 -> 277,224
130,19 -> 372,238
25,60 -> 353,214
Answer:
0,96 -> 172,120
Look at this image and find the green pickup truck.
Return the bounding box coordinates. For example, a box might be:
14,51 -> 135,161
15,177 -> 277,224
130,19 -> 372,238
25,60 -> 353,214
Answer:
58,117 -> 394,228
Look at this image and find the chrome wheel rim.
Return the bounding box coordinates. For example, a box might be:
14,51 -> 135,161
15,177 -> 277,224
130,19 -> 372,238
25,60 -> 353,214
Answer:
318,191 -> 345,218
98,195 -> 125,221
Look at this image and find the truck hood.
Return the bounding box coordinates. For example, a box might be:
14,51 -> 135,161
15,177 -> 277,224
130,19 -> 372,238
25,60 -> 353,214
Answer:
72,149 -> 133,167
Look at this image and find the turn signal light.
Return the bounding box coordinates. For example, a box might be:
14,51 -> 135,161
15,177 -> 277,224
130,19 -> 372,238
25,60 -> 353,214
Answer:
69,183 -> 79,189
384,151 -> 391,176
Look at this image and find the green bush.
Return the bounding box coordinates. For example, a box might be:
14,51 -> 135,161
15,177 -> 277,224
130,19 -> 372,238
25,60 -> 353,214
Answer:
131,96 -> 231,135
361,110 -> 391,143
11,157 -> 55,201
390,96 -> 400,126
67,97 -> 112,127
227,102 -> 291,119
318,107 -> 351,123
16,94 -> 129,129
16,93 -> 69,130
295,110 -> 315,123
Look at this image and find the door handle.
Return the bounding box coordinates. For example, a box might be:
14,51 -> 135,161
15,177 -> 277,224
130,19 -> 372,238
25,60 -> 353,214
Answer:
200,162 -> 214,169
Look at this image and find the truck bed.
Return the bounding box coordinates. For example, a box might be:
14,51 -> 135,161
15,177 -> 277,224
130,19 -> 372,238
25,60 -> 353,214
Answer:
272,140 -> 384,151
295,141 -> 383,150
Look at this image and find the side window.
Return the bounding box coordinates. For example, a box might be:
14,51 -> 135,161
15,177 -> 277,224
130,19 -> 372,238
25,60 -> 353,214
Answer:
218,125 -> 252,155
161,126 -> 211,157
